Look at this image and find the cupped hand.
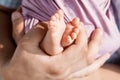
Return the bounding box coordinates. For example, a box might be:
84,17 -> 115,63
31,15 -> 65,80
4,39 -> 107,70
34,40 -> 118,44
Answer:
1,11 -> 110,80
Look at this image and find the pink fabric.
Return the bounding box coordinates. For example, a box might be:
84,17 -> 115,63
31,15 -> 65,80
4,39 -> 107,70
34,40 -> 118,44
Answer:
22,0 -> 120,57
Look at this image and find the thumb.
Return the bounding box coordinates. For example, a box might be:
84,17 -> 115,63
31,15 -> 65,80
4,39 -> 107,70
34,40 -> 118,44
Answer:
11,11 -> 24,44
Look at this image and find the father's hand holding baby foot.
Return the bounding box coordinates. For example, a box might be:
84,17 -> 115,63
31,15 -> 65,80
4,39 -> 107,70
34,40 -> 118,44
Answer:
2,11 -> 110,80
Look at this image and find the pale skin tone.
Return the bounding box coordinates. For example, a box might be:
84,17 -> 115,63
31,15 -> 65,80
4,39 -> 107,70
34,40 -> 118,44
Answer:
41,9 -> 80,55
12,9 -> 80,55
2,23 -> 110,80
13,9 -> 80,55
8,10 -> 112,79
0,8 -> 119,80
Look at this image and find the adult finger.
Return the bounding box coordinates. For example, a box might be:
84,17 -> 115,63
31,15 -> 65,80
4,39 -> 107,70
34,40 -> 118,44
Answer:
88,28 -> 103,59
11,11 -> 24,44
67,53 -> 110,79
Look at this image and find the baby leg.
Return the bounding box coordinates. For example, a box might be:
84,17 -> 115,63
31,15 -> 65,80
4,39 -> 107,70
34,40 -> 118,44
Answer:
41,10 -> 66,55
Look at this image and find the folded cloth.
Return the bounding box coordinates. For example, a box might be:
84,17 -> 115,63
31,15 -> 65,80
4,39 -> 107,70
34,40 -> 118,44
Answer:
0,0 -> 21,9
112,0 -> 120,31
22,0 -> 120,57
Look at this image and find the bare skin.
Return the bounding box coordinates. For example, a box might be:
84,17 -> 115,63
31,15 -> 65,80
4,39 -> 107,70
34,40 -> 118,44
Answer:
10,12 -> 120,80
61,19 -> 80,47
70,64 -> 120,80
1,9 -> 119,80
41,10 -> 79,55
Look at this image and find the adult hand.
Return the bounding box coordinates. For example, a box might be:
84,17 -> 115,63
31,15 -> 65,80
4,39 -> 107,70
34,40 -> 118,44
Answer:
1,11 -> 110,80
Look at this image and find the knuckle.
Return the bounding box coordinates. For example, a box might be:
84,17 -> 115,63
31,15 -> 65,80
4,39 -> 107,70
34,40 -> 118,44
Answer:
47,63 -> 66,76
90,43 -> 99,52
87,55 -> 94,64
18,40 -> 26,47
18,39 -> 29,51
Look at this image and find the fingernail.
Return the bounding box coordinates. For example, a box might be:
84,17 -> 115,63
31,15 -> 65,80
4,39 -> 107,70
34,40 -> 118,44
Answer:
12,12 -> 22,21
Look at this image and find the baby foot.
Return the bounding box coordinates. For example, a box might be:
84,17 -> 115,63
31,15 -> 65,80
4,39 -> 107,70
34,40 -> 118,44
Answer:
61,18 -> 80,47
41,10 -> 66,55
